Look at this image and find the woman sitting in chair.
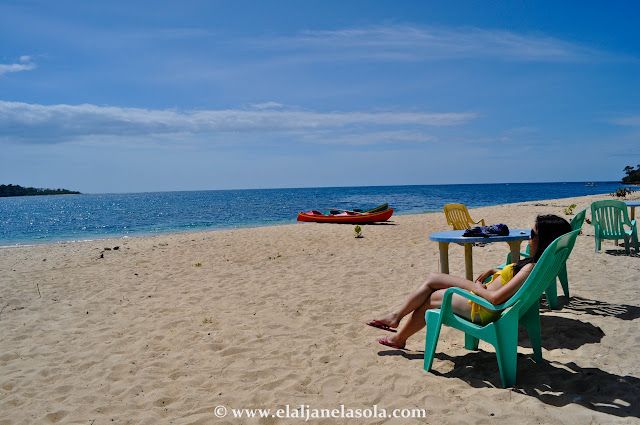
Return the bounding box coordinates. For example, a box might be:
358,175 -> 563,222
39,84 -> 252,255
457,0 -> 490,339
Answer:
367,214 -> 571,349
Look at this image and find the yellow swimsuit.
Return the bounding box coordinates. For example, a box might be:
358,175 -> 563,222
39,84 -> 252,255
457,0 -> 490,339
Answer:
469,263 -> 515,324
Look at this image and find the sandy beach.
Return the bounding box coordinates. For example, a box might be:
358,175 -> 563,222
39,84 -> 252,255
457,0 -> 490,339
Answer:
1,192 -> 639,424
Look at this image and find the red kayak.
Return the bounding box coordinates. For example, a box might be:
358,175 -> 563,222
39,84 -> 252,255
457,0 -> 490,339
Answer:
297,208 -> 394,223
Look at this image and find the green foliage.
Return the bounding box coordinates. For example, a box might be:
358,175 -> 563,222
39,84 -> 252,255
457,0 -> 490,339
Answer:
622,164 -> 640,183
563,204 -> 577,215
268,254 -> 281,260
0,184 -> 80,197
354,225 -> 363,238
195,263 -> 202,267
611,187 -> 635,198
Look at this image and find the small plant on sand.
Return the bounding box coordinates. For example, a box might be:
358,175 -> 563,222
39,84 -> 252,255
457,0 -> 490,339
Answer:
195,262 -> 202,267
563,204 -> 577,215
354,225 -> 363,238
268,254 -> 282,260
611,187 -> 635,198
202,317 -> 214,324
585,218 -> 591,225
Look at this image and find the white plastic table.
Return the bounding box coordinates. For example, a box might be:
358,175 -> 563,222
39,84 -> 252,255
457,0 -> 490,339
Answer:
429,229 -> 531,281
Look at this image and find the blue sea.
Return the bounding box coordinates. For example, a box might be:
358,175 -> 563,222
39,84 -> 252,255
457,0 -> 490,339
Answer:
0,182 -> 623,246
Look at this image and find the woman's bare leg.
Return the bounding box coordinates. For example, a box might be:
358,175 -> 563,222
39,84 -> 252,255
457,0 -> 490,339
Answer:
373,272 -> 475,329
382,290 -> 474,348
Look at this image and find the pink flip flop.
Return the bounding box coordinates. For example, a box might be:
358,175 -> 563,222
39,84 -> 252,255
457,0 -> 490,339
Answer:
378,335 -> 405,350
366,320 -> 397,333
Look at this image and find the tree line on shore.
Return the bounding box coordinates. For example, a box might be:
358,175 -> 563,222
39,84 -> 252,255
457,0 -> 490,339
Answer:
0,184 -> 81,197
623,165 -> 640,183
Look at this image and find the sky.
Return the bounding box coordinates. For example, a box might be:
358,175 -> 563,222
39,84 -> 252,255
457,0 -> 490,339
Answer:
1,0 -> 639,194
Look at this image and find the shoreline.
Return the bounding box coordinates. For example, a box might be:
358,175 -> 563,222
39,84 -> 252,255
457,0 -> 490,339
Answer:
1,190 -> 635,249
1,191 -> 639,424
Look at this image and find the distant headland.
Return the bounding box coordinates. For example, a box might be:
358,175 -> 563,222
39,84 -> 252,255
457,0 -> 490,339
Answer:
0,184 -> 81,197
622,165 -> 640,184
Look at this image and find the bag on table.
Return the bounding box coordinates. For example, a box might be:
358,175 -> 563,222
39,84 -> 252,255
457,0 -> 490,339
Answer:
463,224 -> 509,237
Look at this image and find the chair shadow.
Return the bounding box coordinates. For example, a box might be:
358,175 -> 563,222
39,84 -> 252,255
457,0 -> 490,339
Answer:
519,315 -> 604,350
602,248 -> 640,257
380,348 -> 640,418
432,352 -> 640,418
559,296 -> 640,321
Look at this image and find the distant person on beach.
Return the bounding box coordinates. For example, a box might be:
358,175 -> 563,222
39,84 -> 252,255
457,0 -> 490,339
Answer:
367,214 -> 571,349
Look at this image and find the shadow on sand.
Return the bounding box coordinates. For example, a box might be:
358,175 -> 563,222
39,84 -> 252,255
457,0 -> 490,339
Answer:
377,312 -> 639,418
558,296 -> 640,321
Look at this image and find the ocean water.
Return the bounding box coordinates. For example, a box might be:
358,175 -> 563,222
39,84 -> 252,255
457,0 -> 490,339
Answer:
0,182 -> 623,246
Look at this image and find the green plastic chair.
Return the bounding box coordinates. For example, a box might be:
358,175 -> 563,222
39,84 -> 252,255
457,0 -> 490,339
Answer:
424,229 -> 580,388
500,209 -> 586,309
590,200 -> 638,255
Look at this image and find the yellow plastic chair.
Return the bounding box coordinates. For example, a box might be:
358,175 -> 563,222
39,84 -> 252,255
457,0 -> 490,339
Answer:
443,203 -> 485,230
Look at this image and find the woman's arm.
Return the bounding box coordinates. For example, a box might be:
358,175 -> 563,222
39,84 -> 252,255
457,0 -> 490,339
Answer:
471,263 -> 534,305
474,268 -> 500,284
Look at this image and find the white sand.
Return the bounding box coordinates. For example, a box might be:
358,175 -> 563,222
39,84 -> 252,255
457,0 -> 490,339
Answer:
1,192 -> 639,424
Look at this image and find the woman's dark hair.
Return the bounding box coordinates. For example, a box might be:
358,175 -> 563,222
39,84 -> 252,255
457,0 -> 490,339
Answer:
513,214 -> 572,275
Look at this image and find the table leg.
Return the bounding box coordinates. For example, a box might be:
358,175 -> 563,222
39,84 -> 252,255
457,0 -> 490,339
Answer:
507,241 -> 522,263
464,243 -> 473,281
438,242 -> 449,274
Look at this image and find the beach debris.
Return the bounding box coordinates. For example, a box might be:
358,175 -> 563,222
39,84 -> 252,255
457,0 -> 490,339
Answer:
113,246 -> 120,250
104,247 -> 111,251
354,225 -> 363,238
611,187 -> 635,198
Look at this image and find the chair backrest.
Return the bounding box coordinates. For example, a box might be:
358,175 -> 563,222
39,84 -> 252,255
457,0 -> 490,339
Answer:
501,229 -> 580,318
590,200 -> 631,238
570,208 -> 587,231
443,203 -> 474,230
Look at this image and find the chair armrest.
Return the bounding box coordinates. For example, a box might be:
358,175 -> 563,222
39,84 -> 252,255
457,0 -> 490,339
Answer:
441,287 -> 510,312
474,219 -> 486,227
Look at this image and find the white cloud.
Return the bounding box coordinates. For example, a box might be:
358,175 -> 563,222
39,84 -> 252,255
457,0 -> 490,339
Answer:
0,100 -> 478,144
0,56 -> 37,76
302,130 -> 437,146
250,102 -> 285,110
256,25 -> 606,63
611,115 -> 640,126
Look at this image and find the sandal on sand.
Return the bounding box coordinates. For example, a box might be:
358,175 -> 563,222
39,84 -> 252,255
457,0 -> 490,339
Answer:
366,320 -> 397,333
378,335 -> 405,350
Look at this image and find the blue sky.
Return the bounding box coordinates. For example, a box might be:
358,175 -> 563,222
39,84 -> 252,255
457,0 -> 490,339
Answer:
1,1 -> 638,194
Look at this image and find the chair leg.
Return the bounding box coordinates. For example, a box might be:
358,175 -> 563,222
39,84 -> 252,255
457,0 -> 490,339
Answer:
423,310 -> 443,372
521,305 -> 543,363
494,319 -> 519,388
557,266 -> 569,298
594,235 -> 600,253
624,235 -> 630,255
465,333 -> 479,350
545,280 -> 559,310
